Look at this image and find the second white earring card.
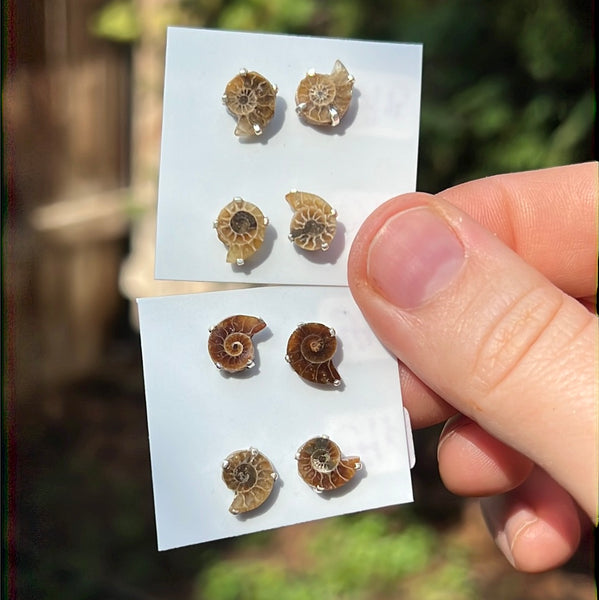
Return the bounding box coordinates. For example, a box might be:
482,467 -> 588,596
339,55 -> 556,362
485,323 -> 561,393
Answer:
138,286 -> 414,550
155,27 -> 422,285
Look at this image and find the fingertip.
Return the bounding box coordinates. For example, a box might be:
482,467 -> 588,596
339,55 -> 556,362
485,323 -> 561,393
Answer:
509,511 -> 581,572
481,469 -> 582,572
483,501 -> 581,572
437,416 -> 533,496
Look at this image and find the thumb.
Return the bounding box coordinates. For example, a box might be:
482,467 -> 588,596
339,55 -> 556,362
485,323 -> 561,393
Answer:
348,192 -> 598,521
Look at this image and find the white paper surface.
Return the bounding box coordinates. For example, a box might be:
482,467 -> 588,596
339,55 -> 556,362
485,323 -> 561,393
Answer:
138,287 -> 414,550
155,27 -> 422,285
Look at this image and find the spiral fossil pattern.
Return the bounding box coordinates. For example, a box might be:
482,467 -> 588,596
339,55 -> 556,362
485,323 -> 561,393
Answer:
286,191 -> 337,252
222,448 -> 277,514
296,436 -> 361,491
214,198 -> 268,265
222,69 -> 277,136
208,315 -> 266,372
295,60 -> 354,127
286,322 -> 341,386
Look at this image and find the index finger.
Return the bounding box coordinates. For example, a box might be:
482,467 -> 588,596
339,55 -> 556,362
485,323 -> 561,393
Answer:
436,162 -> 598,300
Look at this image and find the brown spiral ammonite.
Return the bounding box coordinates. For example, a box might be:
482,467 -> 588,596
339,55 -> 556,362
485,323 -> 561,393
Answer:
214,198 -> 268,266
286,190 -> 337,252
208,315 -> 266,373
222,69 -> 277,136
295,435 -> 361,492
222,447 -> 278,514
285,322 -> 341,386
295,60 -> 355,127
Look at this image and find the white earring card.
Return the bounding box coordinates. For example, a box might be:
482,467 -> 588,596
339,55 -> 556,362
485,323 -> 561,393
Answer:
142,27 -> 421,550
138,286 -> 414,550
154,27 -> 422,286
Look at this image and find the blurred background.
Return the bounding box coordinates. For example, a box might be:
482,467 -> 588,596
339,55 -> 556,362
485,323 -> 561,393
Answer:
2,0 -> 595,598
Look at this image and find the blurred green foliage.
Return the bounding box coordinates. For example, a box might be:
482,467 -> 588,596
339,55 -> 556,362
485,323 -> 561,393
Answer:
197,513 -> 476,599
89,0 -> 142,42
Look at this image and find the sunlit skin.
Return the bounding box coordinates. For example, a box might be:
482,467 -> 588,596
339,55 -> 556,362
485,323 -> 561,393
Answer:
348,162 -> 598,572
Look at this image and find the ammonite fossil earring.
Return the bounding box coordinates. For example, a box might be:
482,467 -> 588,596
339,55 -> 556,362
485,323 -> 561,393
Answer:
295,60 -> 355,127
286,190 -> 337,252
214,197 -> 268,266
296,435 -> 362,492
208,315 -> 266,373
222,447 -> 278,514
222,69 -> 277,136
285,322 -> 341,386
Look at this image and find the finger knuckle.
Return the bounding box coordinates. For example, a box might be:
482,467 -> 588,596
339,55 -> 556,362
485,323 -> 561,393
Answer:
469,285 -> 566,398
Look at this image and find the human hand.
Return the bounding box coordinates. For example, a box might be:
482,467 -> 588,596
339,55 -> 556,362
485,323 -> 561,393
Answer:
347,162 -> 598,572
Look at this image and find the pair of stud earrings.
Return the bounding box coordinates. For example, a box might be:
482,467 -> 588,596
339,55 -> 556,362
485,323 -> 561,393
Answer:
222,60 -> 355,137
222,435 -> 363,514
213,191 -> 338,266
208,315 -> 341,387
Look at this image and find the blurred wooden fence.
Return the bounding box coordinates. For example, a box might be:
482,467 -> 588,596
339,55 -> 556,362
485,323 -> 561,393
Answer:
4,0 -> 132,394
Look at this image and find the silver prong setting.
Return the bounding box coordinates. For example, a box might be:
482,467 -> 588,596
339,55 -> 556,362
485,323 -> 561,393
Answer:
329,106 -> 340,127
